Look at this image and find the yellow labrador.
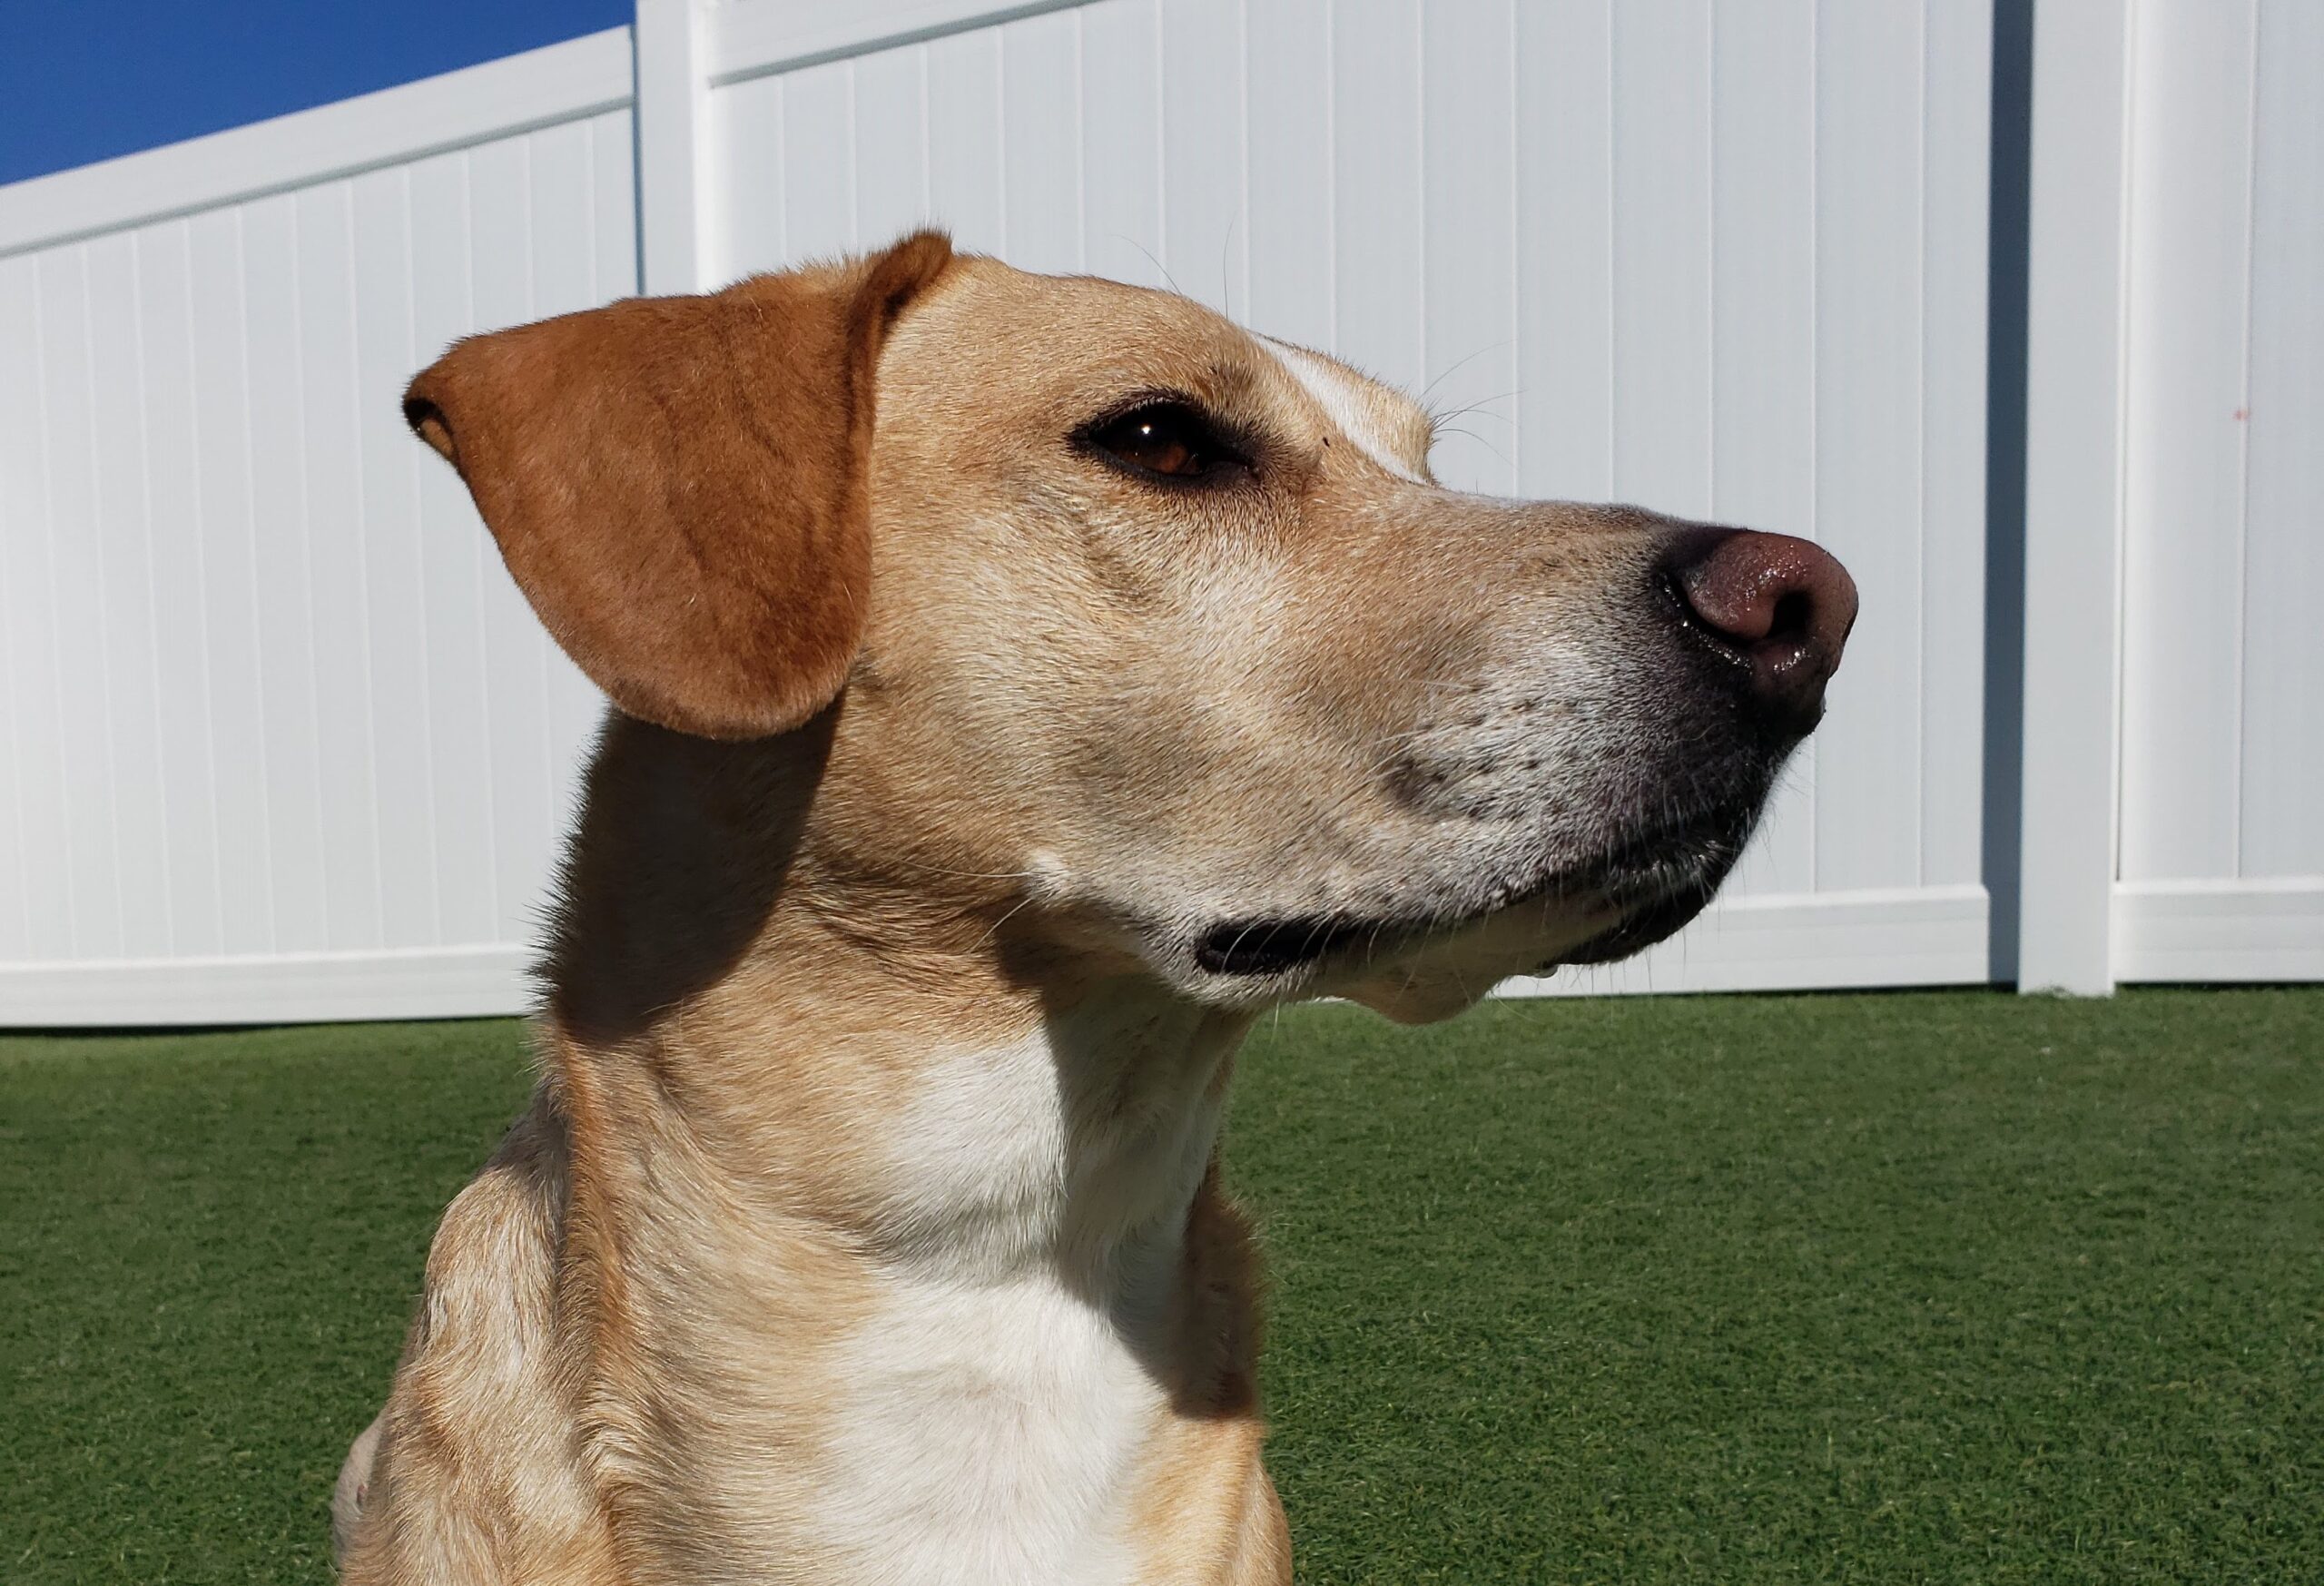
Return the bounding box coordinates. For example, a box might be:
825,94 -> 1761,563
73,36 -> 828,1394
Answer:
333,232 -> 1855,1584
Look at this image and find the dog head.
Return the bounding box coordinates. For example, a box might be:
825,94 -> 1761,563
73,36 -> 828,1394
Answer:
409,232 -> 1855,1027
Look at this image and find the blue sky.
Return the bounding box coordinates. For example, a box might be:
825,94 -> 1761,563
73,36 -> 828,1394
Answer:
0,1 -> 631,187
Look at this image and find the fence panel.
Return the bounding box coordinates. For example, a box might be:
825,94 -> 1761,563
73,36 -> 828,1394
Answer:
0,34 -> 635,1022
7,0 -> 2318,1023
2113,0 -> 2324,980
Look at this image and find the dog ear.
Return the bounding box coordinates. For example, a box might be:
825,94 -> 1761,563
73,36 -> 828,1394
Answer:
402,231 -> 953,740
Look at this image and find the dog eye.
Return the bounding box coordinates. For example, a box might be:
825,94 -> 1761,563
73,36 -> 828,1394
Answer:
1083,401 -> 1244,482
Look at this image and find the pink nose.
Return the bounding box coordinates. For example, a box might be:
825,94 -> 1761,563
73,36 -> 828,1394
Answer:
1663,529 -> 1858,734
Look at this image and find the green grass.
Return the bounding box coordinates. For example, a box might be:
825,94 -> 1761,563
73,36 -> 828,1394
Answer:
4,990 -> 2320,1583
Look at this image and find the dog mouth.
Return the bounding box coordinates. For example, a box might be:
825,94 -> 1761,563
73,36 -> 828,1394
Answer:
1193,808 -> 1753,980
1545,881 -> 1718,967
1195,917 -> 1381,977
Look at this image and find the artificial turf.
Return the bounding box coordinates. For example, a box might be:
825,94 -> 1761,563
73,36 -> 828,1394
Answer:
3,988 -> 2319,1583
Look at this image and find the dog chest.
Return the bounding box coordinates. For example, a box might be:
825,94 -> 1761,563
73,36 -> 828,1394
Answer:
812,1271 -> 1167,1584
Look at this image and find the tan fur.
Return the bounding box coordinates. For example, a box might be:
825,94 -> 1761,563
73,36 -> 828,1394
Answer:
337,236 -> 1849,1582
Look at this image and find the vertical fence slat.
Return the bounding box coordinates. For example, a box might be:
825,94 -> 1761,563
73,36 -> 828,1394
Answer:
241,198 -> 336,952
1711,0 -> 1819,901
84,234 -> 174,957
1419,0 -> 1518,498
350,166 -> 441,949
1609,0 -> 1713,519
185,208 -> 277,955
1000,10 -> 1082,276
1243,0 -> 1331,350
1512,0 -> 1613,506
924,27 -> 1005,258
133,221 -> 229,956
712,74 -> 788,281
2239,0 -> 2324,879
1810,0 -> 1927,896
1331,0 -> 1423,388
1158,0 -> 1249,320
1078,0 -> 1166,293
2018,0 -> 2132,993
2118,0 -> 2257,887
295,182 -> 389,951
1919,0 -> 1995,896
779,60 -> 856,261
0,255 -> 61,960
852,41 -> 931,251
637,0 -> 708,293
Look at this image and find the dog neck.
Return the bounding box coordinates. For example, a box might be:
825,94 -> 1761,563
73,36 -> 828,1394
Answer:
848,974 -> 1249,1293
540,715 -> 1255,1298
526,724 -> 1272,1573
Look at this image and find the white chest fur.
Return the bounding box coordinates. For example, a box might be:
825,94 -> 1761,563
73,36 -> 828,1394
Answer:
804,1000 -> 1240,1585
816,1271 -> 1165,1584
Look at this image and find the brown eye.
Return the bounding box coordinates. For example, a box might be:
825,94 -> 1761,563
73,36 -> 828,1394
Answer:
1082,401 -> 1244,482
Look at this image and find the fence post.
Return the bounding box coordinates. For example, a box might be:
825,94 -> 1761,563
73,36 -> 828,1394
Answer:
2015,0 -> 2131,995
635,0 -> 709,293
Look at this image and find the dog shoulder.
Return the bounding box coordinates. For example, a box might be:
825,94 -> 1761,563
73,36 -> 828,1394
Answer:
339,1088 -> 621,1584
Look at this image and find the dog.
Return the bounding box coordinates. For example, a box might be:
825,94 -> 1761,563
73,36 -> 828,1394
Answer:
331,231 -> 1854,1583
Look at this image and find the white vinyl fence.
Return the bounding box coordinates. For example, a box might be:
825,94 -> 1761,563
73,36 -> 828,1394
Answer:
0,0 -> 2316,1024
2020,0 -> 2324,993
0,32 -> 635,1021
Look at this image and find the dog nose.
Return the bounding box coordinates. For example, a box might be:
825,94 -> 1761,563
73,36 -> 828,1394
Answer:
1661,528 -> 1858,734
